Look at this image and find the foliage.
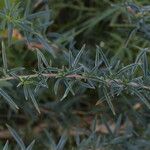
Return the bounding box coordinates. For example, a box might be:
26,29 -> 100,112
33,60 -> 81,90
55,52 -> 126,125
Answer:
0,0 -> 150,149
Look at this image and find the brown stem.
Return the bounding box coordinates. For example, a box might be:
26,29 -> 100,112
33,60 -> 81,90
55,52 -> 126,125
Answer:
0,73 -> 150,92
0,73 -> 83,82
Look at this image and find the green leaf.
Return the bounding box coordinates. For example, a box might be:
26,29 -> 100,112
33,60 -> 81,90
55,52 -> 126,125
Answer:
142,52 -> 148,77
27,10 -> 50,20
68,66 -> 82,75
80,81 -> 95,89
125,28 -> 138,47
54,79 -> 61,95
18,22 -> 34,33
110,135 -> 132,144
101,116 -> 113,136
133,89 -> 150,109
97,46 -> 111,73
75,134 -> 80,146
56,133 -> 68,150
60,87 -> 71,101
117,63 -> 138,75
7,23 -> 14,45
136,49 -> 147,64
132,48 -> 147,73
72,44 -> 85,68
64,80 -> 75,96
87,80 -> 95,89
0,88 -> 19,110
2,41 -> 8,70
3,141 -> 9,150
80,7 -> 118,30
91,116 -> 97,132
37,35 -> 55,57
103,86 -> 116,115
0,12 -> 6,19
113,114 -> 122,136
60,81 -> 75,101
0,80 -> 13,88
26,140 -> 35,150
4,0 -> 10,9
44,130 -> 56,150
9,67 -> 25,74
47,66 -> 59,72
95,47 -> 100,67
69,50 -> 74,68
27,87 -> 40,113
6,125 -> 26,150
92,48 -> 102,72
37,51 -> 43,70
37,49 -> 49,69
24,0 -> 31,18
23,85 -> 28,100
37,21 -> 54,30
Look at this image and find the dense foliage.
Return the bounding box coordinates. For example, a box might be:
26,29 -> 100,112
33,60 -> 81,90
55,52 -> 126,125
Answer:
0,0 -> 150,149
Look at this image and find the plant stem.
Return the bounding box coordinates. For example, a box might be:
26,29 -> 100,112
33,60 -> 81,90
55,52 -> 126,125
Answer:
0,73 -> 150,92
0,73 -> 83,81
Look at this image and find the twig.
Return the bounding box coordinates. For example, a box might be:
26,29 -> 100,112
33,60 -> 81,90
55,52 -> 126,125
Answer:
0,73 -> 150,92
0,73 -> 83,82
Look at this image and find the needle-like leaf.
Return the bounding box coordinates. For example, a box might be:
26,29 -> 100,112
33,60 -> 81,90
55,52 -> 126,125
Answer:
3,141 -> 9,150
2,41 -> 8,70
0,88 -> 19,110
6,125 -> 26,150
